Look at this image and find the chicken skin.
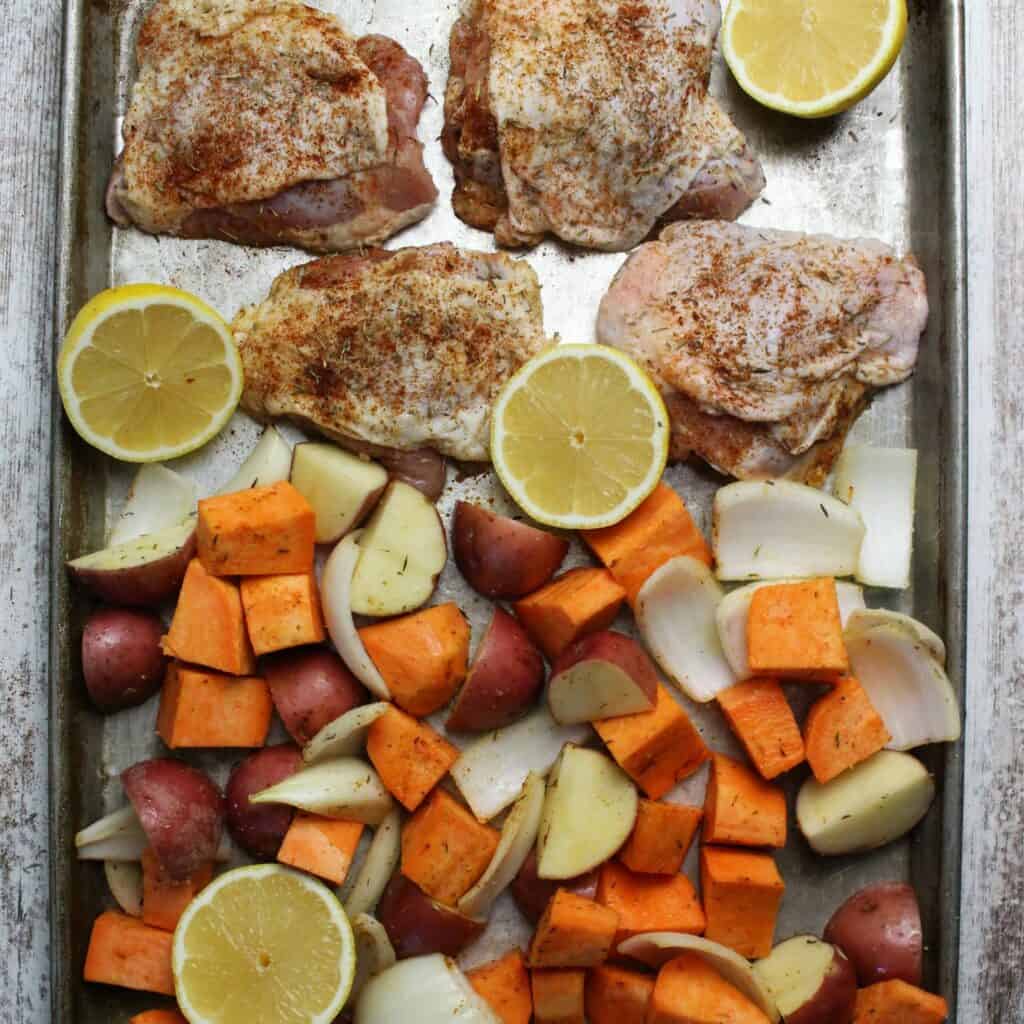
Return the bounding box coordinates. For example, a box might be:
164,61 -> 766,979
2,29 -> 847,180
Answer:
597,222 -> 929,482
106,0 -> 437,251
443,0 -> 765,251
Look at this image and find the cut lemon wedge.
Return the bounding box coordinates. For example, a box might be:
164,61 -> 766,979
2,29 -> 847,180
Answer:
722,0 -> 907,119
490,344 -> 669,529
172,864 -> 355,1024
57,283 -> 243,462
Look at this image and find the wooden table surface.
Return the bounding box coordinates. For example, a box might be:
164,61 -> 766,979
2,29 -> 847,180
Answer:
0,2 -> 1018,1021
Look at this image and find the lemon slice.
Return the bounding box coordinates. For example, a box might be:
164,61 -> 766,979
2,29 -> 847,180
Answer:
173,864 -> 355,1024
58,283 -> 243,462
490,344 -> 669,529
722,0 -> 907,119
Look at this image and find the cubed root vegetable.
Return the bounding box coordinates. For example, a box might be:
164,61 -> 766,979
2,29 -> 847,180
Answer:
716,679 -> 805,780
156,662 -> 272,749
584,963 -> 654,1024
467,951 -> 533,1024
197,480 -> 315,576
130,1012 -> 188,1024
852,979 -> 948,1023
582,482 -> 712,606
618,799 -> 703,875
647,952 -> 771,1024
360,603 -> 470,717
597,861 -> 706,944
804,676 -> 891,783
141,849 -> 212,932
527,889 -> 620,968
161,559 -> 255,675
700,847 -> 784,959
401,789 -> 501,906
703,753 -> 787,849
531,968 -> 586,1024
83,911 -> 175,995
240,571 -> 325,655
367,706 -> 460,812
277,812 -> 363,886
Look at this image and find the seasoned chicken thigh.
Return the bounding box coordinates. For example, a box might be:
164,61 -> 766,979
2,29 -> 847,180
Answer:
597,222 -> 929,482
443,0 -> 765,251
107,0 -> 437,251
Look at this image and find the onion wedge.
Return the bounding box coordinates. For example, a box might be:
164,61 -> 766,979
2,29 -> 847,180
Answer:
303,702 -> 390,765
218,425 -> 292,494
109,464 -> 196,545
344,808 -> 402,918
845,608 -> 946,665
636,556 -> 735,702
712,481 -> 865,581
104,861 -> 143,917
250,758 -> 393,825
618,932 -> 780,1022
450,708 -> 590,821
349,913 -> 397,1001
458,773 -> 545,918
320,533 -> 390,699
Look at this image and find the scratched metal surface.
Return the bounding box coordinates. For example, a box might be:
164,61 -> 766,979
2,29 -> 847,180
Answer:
52,0 -> 966,1020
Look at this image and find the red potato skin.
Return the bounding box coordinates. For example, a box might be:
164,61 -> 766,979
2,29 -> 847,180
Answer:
452,501 -> 569,599
81,607 -> 167,712
824,882 -> 923,987
786,946 -> 857,1024
548,630 -> 659,717
446,607 -> 545,732
121,758 -> 224,881
511,848 -> 599,925
376,873 -> 485,959
262,646 -> 368,745
225,744 -> 302,859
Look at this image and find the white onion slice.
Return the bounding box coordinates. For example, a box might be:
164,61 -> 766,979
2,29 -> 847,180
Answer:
845,608 -> 946,665
320,533 -> 390,699
458,773 -> 545,918
845,622 -> 960,750
355,954 -> 501,1024
450,708 -> 590,821
833,444 -> 917,589
349,913 -> 397,1001
344,808 -> 402,918
636,556 -> 735,702
713,481 -> 865,581
109,464 -> 196,545
218,425 -> 292,494
618,932 -> 780,1022
250,758 -> 393,824
104,861 -> 144,916
303,702 -> 390,765
75,805 -> 141,849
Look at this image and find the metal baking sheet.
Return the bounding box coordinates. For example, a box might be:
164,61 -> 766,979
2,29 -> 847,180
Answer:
52,0 -> 967,1019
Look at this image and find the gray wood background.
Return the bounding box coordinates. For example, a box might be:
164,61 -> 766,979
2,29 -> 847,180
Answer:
0,1 -> 1017,1021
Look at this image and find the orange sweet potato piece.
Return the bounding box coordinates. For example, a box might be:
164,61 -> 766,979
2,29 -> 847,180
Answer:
582,483 -> 712,606
156,662 -> 272,749
141,848 -> 212,932
532,968 -> 586,1024
716,678 -> 805,780
594,685 -> 709,799
647,952 -> 771,1024
162,559 -> 255,675
366,705 -> 460,811
197,480 -> 315,576
596,861 -> 705,944
240,571 -> 325,655
702,753 -> 787,849
401,789 -> 500,906
700,846 -> 784,959
853,979 -> 949,1023
747,578 -> 849,681
277,812 -> 364,886
618,800 -> 703,875
360,603 -> 470,717
513,568 -> 626,661
804,675 -> 892,783
467,950 -> 532,1024
130,1012 -> 188,1024
83,911 -> 175,995
584,963 -> 654,1024
528,889 -> 620,968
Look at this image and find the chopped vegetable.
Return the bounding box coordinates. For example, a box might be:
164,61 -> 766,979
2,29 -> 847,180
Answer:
647,951 -> 771,1024
104,861 -> 143,917
700,847 -> 784,958
239,571 -> 326,655
716,679 -> 805,780
276,812 -> 363,885
250,757 -> 394,824
852,979 -> 949,1023
303,702 -> 390,765
109,463 -> 196,546
468,951 -> 533,1024
527,889 -> 620,967
584,963 -> 654,1024
617,799 -> 703,876
217,426 -> 292,495
344,807 -> 401,918
349,912 -> 397,1001
141,849 -> 212,932
703,752 -> 787,848
83,911 -> 175,995
531,967 -> 586,1024
129,1011 -> 188,1024
596,861 -> 706,944
804,675 -> 891,782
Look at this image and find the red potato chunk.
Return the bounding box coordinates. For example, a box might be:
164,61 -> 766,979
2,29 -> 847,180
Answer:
376,873 -> 484,959
82,607 -> 167,712
224,744 -> 303,859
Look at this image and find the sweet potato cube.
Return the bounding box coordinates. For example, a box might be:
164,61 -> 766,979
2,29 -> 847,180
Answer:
716,678 -> 805,780
83,911 -> 175,995
240,571 -> 325,655
853,979 -> 949,1023
532,968 -> 585,1024
514,568 -> 626,661
197,480 -> 315,576
366,706 -> 460,811
162,559 -> 255,675
360,603 -> 470,717
702,753 -> 787,849
585,963 -> 654,1024
401,789 -> 500,906
804,675 -> 892,783
582,483 -> 712,606
596,861 -> 705,944
647,952 -> 771,1024
277,812 -> 364,886
528,889 -> 620,968
141,848 -> 213,932
130,1012 -> 188,1024
700,846 -> 784,959
747,578 -> 848,680
594,685 -> 709,799
618,799 -> 703,875
156,662 -> 272,749
467,951 -> 532,1024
